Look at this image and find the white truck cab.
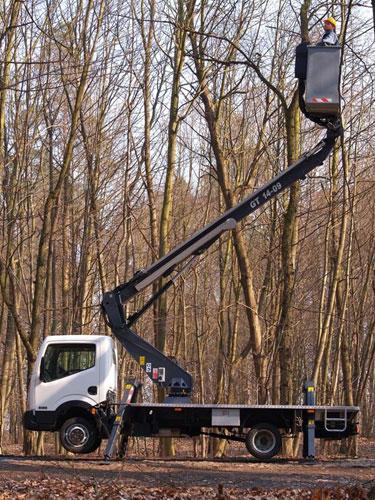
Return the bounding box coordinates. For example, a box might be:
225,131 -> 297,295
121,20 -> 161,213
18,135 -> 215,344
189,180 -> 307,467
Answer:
24,335 -> 117,453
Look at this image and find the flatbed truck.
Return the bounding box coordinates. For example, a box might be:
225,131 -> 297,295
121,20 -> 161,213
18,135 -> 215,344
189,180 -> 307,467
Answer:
24,45 -> 360,461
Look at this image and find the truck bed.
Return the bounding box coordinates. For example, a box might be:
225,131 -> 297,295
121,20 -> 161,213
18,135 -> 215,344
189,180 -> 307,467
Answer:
126,402 -> 359,440
130,403 -> 359,410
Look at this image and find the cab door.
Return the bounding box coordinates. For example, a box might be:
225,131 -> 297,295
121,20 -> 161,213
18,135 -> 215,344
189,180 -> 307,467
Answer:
34,341 -> 101,411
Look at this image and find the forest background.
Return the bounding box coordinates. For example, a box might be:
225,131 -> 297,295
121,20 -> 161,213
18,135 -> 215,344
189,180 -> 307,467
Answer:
0,0 -> 374,456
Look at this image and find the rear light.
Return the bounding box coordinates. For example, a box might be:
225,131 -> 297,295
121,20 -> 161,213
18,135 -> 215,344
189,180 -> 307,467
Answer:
355,423 -> 360,434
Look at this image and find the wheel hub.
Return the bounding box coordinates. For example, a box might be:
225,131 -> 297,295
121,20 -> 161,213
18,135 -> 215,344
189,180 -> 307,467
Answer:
252,429 -> 276,453
65,424 -> 89,448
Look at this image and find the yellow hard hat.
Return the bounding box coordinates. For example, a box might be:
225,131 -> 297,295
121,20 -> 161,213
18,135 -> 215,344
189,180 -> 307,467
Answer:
324,17 -> 337,28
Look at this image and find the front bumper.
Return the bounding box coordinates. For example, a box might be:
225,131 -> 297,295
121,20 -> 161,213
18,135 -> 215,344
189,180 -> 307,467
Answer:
23,410 -> 57,431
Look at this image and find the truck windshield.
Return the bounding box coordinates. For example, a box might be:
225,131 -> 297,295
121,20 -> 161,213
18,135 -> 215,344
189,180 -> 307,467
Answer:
42,343 -> 96,382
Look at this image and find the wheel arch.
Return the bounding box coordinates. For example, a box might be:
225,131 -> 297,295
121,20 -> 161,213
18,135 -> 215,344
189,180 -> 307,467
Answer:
56,401 -> 98,429
241,411 -> 291,433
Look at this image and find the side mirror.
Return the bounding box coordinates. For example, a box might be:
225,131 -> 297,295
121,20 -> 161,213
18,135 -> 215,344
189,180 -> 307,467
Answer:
40,357 -> 46,382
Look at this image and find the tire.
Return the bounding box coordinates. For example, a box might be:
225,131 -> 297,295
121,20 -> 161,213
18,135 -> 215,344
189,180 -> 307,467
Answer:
245,423 -> 282,459
60,417 -> 101,454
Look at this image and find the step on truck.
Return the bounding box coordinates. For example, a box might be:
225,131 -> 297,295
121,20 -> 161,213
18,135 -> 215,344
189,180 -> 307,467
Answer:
24,45 -> 360,460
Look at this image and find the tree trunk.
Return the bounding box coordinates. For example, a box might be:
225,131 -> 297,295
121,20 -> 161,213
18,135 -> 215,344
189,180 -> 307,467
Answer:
156,0 -> 194,456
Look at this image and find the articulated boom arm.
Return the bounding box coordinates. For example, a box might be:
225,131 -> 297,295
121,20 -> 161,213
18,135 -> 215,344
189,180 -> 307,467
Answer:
102,127 -> 339,399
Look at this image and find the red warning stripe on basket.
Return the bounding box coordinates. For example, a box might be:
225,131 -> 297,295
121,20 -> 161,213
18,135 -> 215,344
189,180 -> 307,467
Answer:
312,97 -> 332,103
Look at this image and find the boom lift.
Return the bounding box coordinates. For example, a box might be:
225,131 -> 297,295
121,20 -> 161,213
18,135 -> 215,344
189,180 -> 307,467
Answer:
101,127 -> 340,401
24,46 -> 359,461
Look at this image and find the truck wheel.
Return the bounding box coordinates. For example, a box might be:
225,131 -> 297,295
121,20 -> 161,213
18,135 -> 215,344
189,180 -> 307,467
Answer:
60,417 -> 101,454
245,423 -> 281,459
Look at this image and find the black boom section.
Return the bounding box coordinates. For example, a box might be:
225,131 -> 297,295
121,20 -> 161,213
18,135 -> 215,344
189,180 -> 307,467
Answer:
102,292 -> 193,396
113,129 -> 338,305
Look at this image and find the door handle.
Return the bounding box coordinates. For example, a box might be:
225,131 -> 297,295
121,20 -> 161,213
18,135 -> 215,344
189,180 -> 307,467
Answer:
88,386 -> 97,395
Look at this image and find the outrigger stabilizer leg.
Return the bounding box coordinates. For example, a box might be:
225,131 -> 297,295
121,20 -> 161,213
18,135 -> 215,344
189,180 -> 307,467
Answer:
103,381 -> 141,462
303,380 -> 316,460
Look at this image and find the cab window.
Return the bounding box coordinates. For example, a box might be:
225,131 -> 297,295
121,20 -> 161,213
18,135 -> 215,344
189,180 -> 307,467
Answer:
42,343 -> 96,382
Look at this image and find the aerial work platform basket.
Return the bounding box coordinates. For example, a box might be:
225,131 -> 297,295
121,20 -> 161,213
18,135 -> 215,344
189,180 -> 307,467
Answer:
305,46 -> 341,115
295,44 -> 341,118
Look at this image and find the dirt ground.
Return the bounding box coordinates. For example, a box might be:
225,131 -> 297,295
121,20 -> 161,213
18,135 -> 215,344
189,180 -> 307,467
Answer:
0,454 -> 374,488
0,439 -> 373,498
